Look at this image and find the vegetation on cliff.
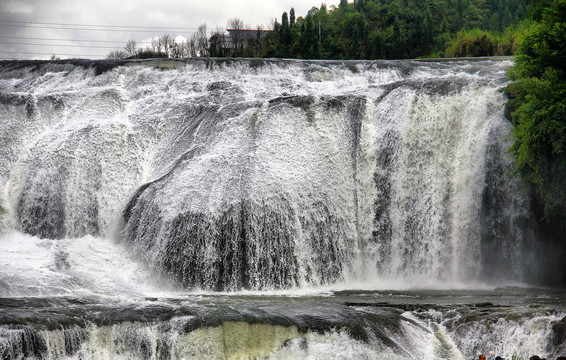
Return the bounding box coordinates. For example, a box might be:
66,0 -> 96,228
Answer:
506,0 -> 566,231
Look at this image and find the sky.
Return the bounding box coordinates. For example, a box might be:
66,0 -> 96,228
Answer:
0,0 -> 339,60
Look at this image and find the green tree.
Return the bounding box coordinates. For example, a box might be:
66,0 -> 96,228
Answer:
290,8 -> 296,27
445,28 -> 496,56
279,11 -> 292,56
507,0 -> 566,229
354,0 -> 367,12
463,4 -> 485,29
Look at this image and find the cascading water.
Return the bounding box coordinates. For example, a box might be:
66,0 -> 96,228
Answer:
0,58 -> 563,360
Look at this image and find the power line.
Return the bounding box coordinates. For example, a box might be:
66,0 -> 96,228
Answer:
0,24 -> 199,33
0,41 -> 120,49
0,22 -> 203,33
0,35 -> 152,44
0,20 -> 202,30
0,21 -> 215,60
0,50 -> 106,57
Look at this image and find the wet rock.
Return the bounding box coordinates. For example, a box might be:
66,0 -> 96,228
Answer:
344,302 -> 445,312
474,302 -> 494,308
552,318 -> 566,345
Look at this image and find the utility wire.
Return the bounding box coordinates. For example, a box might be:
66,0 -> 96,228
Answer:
0,41 -> 120,49
1,50 -> 106,57
0,21 -> 216,59
0,23 -> 203,33
0,35 -> 152,44
0,20 -> 202,30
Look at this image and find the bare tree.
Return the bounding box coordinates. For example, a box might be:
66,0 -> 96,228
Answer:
227,18 -> 246,54
151,38 -> 162,54
149,34 -> 177,57
124,40 -> 137,57
228,17 -> 246,30
106,49 -> 128,59
188,38 -> 198,57
175,38 -> 193,57
195,24 -> 208,57
159,34 -> 176,57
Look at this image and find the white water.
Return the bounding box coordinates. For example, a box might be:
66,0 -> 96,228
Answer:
0,231 -> 167,297
0,59 -> 562,360
0,60 -> 523,289
0,59 -> 527,290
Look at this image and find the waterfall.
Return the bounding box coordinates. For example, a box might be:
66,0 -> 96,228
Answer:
0,58 -> 533,290
0,58 -> 563,360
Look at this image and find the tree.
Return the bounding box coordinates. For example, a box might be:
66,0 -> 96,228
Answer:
209,27 -> 226,57
106,49 -> 128,59
354,0 -> 367,12
150,37 -> 164,55
507,0 -> 566,230
463,4 -> 485,29
456,0 -> 466,30
280,11 -> 291,51
252,25 -> 269,57
300,13 -> 320,58
124,40 -> 137,57
157,34 -> 175,57
185,38 -> 198,57
445,29 -> 496,57
290,8 -> 296,27
195,25 -> 208,57
228,18 -> 246,55
282,12 -> 290,30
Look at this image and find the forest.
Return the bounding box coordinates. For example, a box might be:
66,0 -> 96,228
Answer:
260,0 -> 529,59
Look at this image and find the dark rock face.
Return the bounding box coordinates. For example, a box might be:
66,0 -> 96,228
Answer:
552,317 -> 566,345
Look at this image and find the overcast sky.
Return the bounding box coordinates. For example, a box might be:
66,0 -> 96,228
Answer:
0,0 -> 339,60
